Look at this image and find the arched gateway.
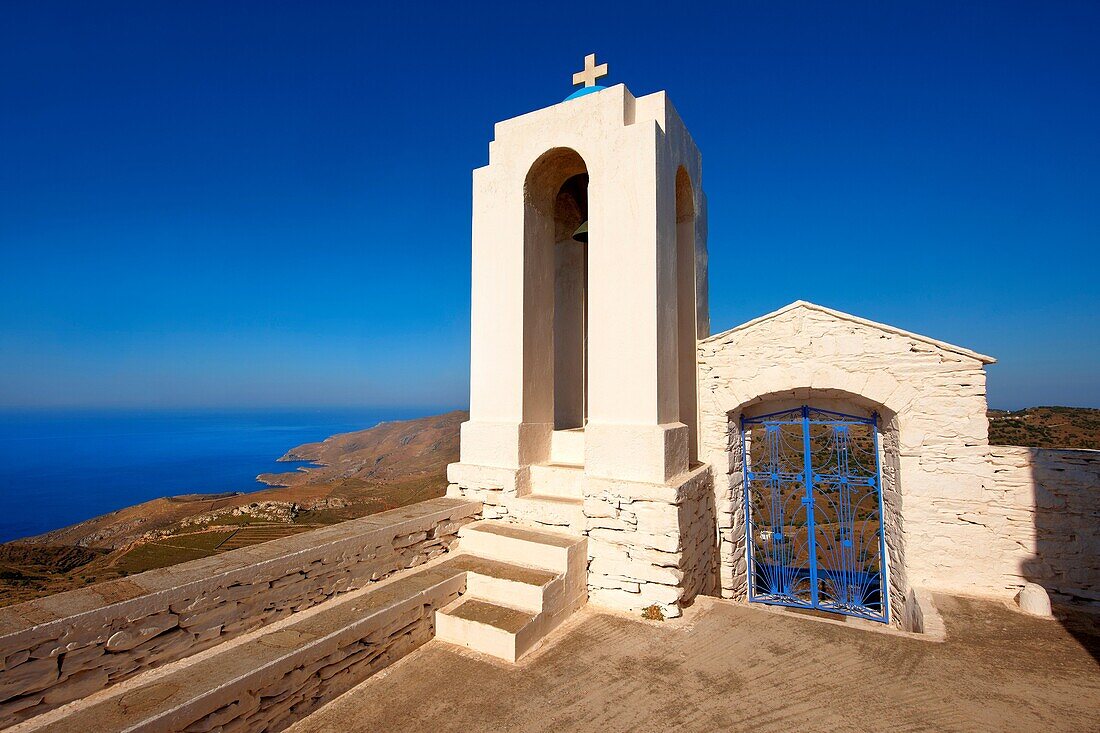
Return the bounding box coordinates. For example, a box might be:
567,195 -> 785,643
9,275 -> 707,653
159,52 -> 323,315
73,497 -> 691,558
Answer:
741,405 -> 889,622
697,301 -> 997,627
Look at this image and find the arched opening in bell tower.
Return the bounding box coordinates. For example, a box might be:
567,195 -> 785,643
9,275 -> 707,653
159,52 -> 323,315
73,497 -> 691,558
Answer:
553,172 -> 589,429
675,166 -> 699,463
523,148 -> 590,434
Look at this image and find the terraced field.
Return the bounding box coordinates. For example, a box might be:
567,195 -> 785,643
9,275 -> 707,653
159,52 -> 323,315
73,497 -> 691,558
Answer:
115,541 -> 214,574
113,525 -> 323,573
217,524 -> 319,550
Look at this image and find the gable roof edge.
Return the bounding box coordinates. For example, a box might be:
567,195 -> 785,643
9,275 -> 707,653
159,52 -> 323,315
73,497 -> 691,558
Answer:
701,300 -> 997,364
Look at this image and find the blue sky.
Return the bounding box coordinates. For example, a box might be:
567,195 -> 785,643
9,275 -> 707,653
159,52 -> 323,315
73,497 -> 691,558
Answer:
0,1 -> 1097,410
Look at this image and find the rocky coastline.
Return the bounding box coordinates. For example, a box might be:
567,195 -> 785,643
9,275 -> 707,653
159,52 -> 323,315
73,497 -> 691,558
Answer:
0,410 -> 465,607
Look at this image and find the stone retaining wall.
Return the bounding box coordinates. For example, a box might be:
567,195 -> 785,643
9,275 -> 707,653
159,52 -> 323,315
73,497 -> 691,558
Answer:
0,497 -> 481,728
986,446 -> 1099,604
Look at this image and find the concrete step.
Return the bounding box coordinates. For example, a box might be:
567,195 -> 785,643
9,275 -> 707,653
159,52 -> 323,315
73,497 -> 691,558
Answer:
446,554 -> 560,613
510,494 -> 585,530
549,429 -> 585,466
434,598 -> 540,663
458,521 -> 582,574
444,521 -> 588,662
529,463 -> 585,500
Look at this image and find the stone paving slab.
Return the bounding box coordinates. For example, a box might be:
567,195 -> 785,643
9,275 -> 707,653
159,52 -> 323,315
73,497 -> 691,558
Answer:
444,599 -> 536,633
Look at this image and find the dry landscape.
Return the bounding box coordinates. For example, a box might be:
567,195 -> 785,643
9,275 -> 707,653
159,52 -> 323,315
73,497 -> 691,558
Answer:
0,410 -> 464,606
988,406 -> 1100,450
1,406 -> 1094,608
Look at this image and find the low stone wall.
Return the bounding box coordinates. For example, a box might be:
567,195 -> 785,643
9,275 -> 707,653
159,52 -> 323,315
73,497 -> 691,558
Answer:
185,577 -> 459,733
677,471 -> 720,607
0,497 -> 481,728
986,446 -> 1099,604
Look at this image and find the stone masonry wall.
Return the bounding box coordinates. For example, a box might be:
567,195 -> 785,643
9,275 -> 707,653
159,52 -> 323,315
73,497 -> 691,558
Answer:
447,464 -> 525,522
879,417 -> 908,619
986,446 -> 1099,603
184,587 -> 454,733
584,466 -> 713,619
0,498 -> 480,728
171,568 -> 466,733
713,422 -> 746,602
697,303 -> 1001,605
448,463 -> 719,618
678,471 -> 721,607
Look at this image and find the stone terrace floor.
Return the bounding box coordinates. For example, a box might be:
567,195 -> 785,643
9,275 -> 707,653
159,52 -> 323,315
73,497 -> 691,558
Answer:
290,594 -> 1100,733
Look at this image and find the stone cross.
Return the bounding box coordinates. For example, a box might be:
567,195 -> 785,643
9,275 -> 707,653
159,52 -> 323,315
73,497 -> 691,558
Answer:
572,53 -> 609,88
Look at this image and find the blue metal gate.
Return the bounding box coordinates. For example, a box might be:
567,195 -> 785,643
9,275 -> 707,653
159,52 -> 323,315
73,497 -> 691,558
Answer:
741,406 -> 889,623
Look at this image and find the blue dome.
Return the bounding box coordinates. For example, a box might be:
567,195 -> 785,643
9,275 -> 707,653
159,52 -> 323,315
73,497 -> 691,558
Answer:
564,85 -> 606,101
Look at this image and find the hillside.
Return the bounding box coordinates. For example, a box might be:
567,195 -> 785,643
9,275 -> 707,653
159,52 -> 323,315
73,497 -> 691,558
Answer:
988,406 -> 1100,450
0,410 -> 465,607
258,410 -> 460,490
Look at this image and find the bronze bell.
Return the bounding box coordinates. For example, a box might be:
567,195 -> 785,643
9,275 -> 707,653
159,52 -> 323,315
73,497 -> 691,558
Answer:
572,220 -> 588,243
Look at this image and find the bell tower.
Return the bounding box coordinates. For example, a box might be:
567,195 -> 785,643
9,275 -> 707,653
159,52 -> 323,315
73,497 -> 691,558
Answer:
449,57 -> 712,617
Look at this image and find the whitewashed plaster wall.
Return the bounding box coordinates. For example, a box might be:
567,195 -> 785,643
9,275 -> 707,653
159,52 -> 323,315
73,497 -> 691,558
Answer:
986,446 -> 1099,603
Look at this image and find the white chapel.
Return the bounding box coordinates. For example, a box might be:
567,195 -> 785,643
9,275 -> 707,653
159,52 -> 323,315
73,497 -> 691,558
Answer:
441,55 -> 1066,660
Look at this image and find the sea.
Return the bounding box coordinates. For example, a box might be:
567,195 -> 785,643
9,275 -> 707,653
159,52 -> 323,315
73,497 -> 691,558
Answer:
0,408 -> 443,544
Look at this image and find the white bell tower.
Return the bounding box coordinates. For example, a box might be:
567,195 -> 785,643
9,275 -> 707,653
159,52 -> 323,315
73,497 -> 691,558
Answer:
448,57 -> 711,616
